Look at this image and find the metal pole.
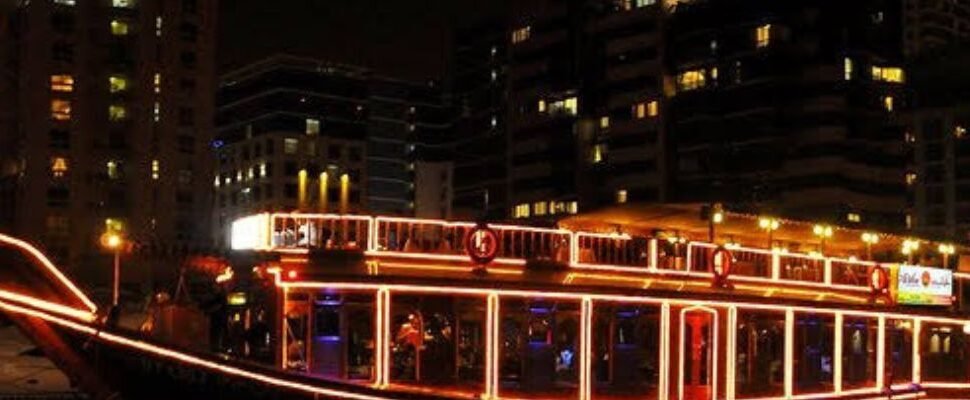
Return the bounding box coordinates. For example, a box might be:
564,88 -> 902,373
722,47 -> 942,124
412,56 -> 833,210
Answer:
112,250 -> 120,307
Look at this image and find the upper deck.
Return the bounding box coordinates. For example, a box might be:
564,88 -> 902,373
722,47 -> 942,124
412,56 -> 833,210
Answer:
230,204 -> 970,310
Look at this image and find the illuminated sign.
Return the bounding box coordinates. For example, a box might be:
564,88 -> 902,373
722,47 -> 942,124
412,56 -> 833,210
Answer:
230,214 -> 270,250
465,224 -> 499,265
896,265 -> 953,306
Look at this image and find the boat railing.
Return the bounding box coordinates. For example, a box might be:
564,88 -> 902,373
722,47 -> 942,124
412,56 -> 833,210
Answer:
248,213 -> 942,292
370,216 -> 571,263
270,214 -> 372,251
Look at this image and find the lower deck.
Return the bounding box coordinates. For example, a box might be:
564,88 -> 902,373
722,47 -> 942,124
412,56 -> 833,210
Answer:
261,278 -> 970,400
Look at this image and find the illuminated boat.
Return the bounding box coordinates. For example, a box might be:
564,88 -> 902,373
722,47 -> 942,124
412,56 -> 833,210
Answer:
2,204 -> 970,399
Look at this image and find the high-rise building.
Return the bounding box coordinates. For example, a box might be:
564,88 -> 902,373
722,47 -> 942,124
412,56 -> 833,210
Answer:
213,55 -> 452,245
450,19 -> 510,219
0,0 -> 217,284
503,0 -> 667,221
903,0 -> 970,58
908,47 -> 970,241
666,0 -> 908,228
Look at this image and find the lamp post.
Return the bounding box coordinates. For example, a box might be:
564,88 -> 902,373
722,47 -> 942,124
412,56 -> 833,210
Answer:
901,239 -> 920,265
758,216 -> 780,249
100,232 -> 124,307
938,243 -> 955,269
861,232 -> 879,261
813,224 -> 833,254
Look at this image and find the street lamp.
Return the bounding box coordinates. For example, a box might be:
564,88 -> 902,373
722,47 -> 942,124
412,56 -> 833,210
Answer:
758,216 -> 780,249
861,232 -> 879,261
813,224 -> 833,254
100,231 -> 125,307
901,239 -> 920,265
938,243 -> 956,268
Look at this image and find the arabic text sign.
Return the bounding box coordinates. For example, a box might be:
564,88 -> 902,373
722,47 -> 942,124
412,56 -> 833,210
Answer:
896,265 -> 953,306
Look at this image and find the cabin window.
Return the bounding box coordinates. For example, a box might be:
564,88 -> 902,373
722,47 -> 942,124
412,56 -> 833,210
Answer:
500,298 -> 580,399
886,319 -> 914,384
735,310 -> 786,398
593,303 -> 660,398
921,323 -> 969,382
793,313 -> 834,394
841,317 -> 877,390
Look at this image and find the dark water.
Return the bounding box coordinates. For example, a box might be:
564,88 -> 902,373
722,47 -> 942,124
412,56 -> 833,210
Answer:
0,394 -> 86,400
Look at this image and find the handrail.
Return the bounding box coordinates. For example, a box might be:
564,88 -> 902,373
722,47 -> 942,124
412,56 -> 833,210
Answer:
233,212 -> 967,292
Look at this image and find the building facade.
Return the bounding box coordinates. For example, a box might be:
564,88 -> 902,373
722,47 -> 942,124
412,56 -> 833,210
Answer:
665,0 -> 908,228
903,0 -> 970,58
908,47 -> 970,242
214,56 -> 452,245
0,0 -> 217,285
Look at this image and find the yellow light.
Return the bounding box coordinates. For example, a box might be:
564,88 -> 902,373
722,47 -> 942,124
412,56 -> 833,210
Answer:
861,232 -> 879,244
939,243 -> 955,255
297,169 -> 308,209
102,233 -> 122,250
712,211 -> 724,224
759,216 -> 779,230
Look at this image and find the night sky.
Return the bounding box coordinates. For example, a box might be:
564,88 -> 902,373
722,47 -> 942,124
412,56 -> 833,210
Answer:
219,0 -> 504,81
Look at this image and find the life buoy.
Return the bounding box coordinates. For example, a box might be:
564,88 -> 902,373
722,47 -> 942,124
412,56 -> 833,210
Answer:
465,223 -> 499,265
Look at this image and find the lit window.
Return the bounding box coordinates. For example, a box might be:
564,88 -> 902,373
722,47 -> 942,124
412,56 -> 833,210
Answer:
513,203 -> 530,218
647,100 -> 658,117
512,26 -> 531,44
51,157 -> 69,178
51,75 -> 74,92
616,189 -> 628,204
109,75 -> 129,93
104,218 -> 124,233
956,126 -> 967,138
844,57 -> 853,81
491,70 -> 497,82
538,99 -> 547,113
568,201 -> 578,214
106,160 -> 120,179
109,105 -> 127,121
549,97 -> 578,116
905,172 -> 917,185
110,20 -> 129,35
755,24 -> 771,48
155,16 -> 162,37
153,102 -> 160,122
153,73 -> 161,93
905,214 -> 913,229
635,0 -> 655,7
306,118 -> 320,135
259,163 -> 267,177
247,167 -> 255,180
151,160 -> 160,180
54,0 -> 76,5
710,67 -> 718,81
677,70 -> 706,91
871,66 -> 904,83
592,144 -> 605,163
905,131 -> 916,143
284,138 -> 299,154
213,176 -> 220,188
112,0 -> 135,8
633,102 -> 646,119
883,96 -> 894,112
534,202 -> 548,216
51,99 -> 71,121
599,116 -> 610,128
846,212 -> 861,223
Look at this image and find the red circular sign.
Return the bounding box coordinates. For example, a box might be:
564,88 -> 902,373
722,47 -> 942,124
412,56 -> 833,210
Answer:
465,225 -> 499,265
870,265 -> 889,293
710,246 -> 733,278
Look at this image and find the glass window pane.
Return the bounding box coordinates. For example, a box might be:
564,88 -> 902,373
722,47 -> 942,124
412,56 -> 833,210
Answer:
593,303 -> 660,399
735,310 -> 785,398
841,317 -> 877,390
500,298 -> 579,399
793,313 -> 834,394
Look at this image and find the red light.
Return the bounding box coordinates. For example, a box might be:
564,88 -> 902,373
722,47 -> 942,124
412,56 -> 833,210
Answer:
287,270 -> 298,279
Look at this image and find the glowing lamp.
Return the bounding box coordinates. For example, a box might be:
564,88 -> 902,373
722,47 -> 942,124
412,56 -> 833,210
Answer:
758,217 -> 779,231
100,232 -> 123,250
861,232 -> 879,244
287,270 -> 298,280
938,243 -> 956,255
812,224 -> 833,238
712,211 -> 724,224
963,323 -> 970,335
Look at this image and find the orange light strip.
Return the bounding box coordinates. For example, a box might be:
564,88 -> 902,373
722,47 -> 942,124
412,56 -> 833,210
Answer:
784,308 -> 794,398
377,261 -> 523,276
484,293 -> 499,399
834,312 -> 844,393
726,306 -> 737,400
0,299 -> 396,400
0,233 -> 98,313
912,319 -> 921,384
580,297 -> 593,400
364,250 -> 527,266
0,289 -> 95,322
377,288 -> 390,388
659,302 -> 670,400
373,288 -> 384,387
922,382 -> 970,388
876,316 -> 886,390
678,305 -> 719,400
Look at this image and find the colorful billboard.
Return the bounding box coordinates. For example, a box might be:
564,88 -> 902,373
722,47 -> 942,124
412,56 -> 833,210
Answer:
895,265 -> 953,306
